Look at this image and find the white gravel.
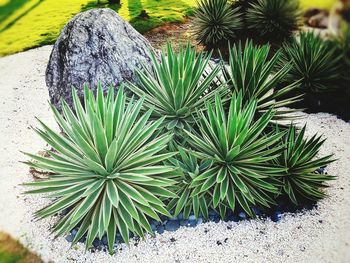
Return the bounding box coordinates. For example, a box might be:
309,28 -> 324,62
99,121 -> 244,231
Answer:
0,46 -> 349,263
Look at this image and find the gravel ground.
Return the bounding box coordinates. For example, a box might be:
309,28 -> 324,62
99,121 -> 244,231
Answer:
0,46 -> 349,263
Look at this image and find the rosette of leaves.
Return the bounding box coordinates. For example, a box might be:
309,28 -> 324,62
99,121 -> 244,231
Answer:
166,148 -> 213,219
273,125 -> 335,204
193,0 -> 243,47
246,0 -> 300,42
23,85 -> 179,252
185,92 -> 286,217
278,32 -> 343,93
220,41 -> 301,120
127,43 -> 226,146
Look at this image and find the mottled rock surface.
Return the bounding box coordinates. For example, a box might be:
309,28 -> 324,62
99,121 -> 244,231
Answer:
46,8 -> 155,109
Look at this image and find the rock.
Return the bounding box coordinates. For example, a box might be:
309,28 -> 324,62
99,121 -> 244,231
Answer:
165,220 -> 180,231
187,219 -> 197,227
156,225 -> 165,234
65,234 -> 73,242
271,211 -> 283,222
307,12 -> 329,29
46,8 -> 156,110
238,211 -> 247,220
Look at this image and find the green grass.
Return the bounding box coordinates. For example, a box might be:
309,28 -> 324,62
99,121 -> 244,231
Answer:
0,0 -> 336,56
0,0 -> 196,56
0,232 -> 42,263
300,0 -> 336,10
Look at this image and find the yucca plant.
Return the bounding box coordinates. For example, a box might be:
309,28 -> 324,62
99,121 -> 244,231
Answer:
193,0 -> 243,47
278,32 -> 343,93
23,85 -> 180,253
185,92 -> 287,217
166,148 -> 213,219
126,43 -> 226,146
246,0 -> 300,42
220,41 -> 301,120
273,125 -> 335,204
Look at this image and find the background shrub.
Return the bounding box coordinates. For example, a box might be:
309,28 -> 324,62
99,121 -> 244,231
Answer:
246,0 -> 300,43
278,32 -> 343,93
193,0 -> 243,48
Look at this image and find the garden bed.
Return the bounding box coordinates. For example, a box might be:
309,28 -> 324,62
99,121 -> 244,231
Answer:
0,46 -> 349,263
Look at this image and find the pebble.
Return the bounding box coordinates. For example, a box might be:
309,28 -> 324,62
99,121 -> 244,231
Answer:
165,220 -> 180,232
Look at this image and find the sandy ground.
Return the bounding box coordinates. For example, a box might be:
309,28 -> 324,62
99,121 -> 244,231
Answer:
0,46 -> 349,263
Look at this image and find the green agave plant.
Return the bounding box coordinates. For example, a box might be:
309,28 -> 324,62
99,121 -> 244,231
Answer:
273,125 -> 335,204
23,85 -> 180,252
221,41 -> 301,120
185,92 -> 287,217
193,0 -> 243,47
127,43 -> 226,146
246,0 -> 300,42
166,148 -> 213,219
278,32 -> 343,93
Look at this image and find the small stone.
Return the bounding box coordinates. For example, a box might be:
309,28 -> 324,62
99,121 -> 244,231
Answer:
187,219 -> 197,227
71,229 -> 78,236
188,215 -> 197,220
271,211 -> 283,222
157,225 -> 165,234
102,236 -> 108,246
177,213 -> 184,220
180,219 -> 188,226
65,235 -> 73,242
150,222 -> 157,231
238,211 -> 247,219
165,220 -> 180,232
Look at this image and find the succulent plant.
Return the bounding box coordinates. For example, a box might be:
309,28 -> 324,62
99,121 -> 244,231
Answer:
273,125 -> 335,204
278,32 -> 343,93
193,0 -> 243,47
23,85 -> 180,253
166,148 -> 212,219
220,41 -> 302,120
185,92 -> 286,217
246,0 -> 300,42
126,43 -> 227,146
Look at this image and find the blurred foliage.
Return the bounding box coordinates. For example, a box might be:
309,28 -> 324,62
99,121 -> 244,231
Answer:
0,232 -> 42,263
0,0 -> 196,56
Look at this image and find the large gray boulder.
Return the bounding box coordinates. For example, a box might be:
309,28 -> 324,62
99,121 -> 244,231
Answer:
46,8 -> 155,109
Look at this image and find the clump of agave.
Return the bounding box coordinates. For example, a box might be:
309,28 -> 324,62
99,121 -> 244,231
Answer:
246,0 -> 300,42
24,86 -> 179,252
278,32 -> 343,93
273,125 -> 335,204
220,41 -> 302,120
185,93 -> 285,217
126,43 -> 227,146
23,42 -> 335,253
193,0 -> 243,47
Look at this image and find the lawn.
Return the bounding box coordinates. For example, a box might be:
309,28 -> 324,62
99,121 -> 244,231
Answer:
0,0 -> 196,56
0,0 -> 337,56
300,0 -> 336,10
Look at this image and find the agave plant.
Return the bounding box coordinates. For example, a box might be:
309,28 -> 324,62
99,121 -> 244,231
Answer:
185,92 -> 286,217
126,43 -> 226,146
193,0 -> 243,47
166,148 -> 212,219
220,41 -> 301,120
23,85 -> 179,252
273,125 -> 334,204
246,0 -> 300,42
278,32 -> 343,93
